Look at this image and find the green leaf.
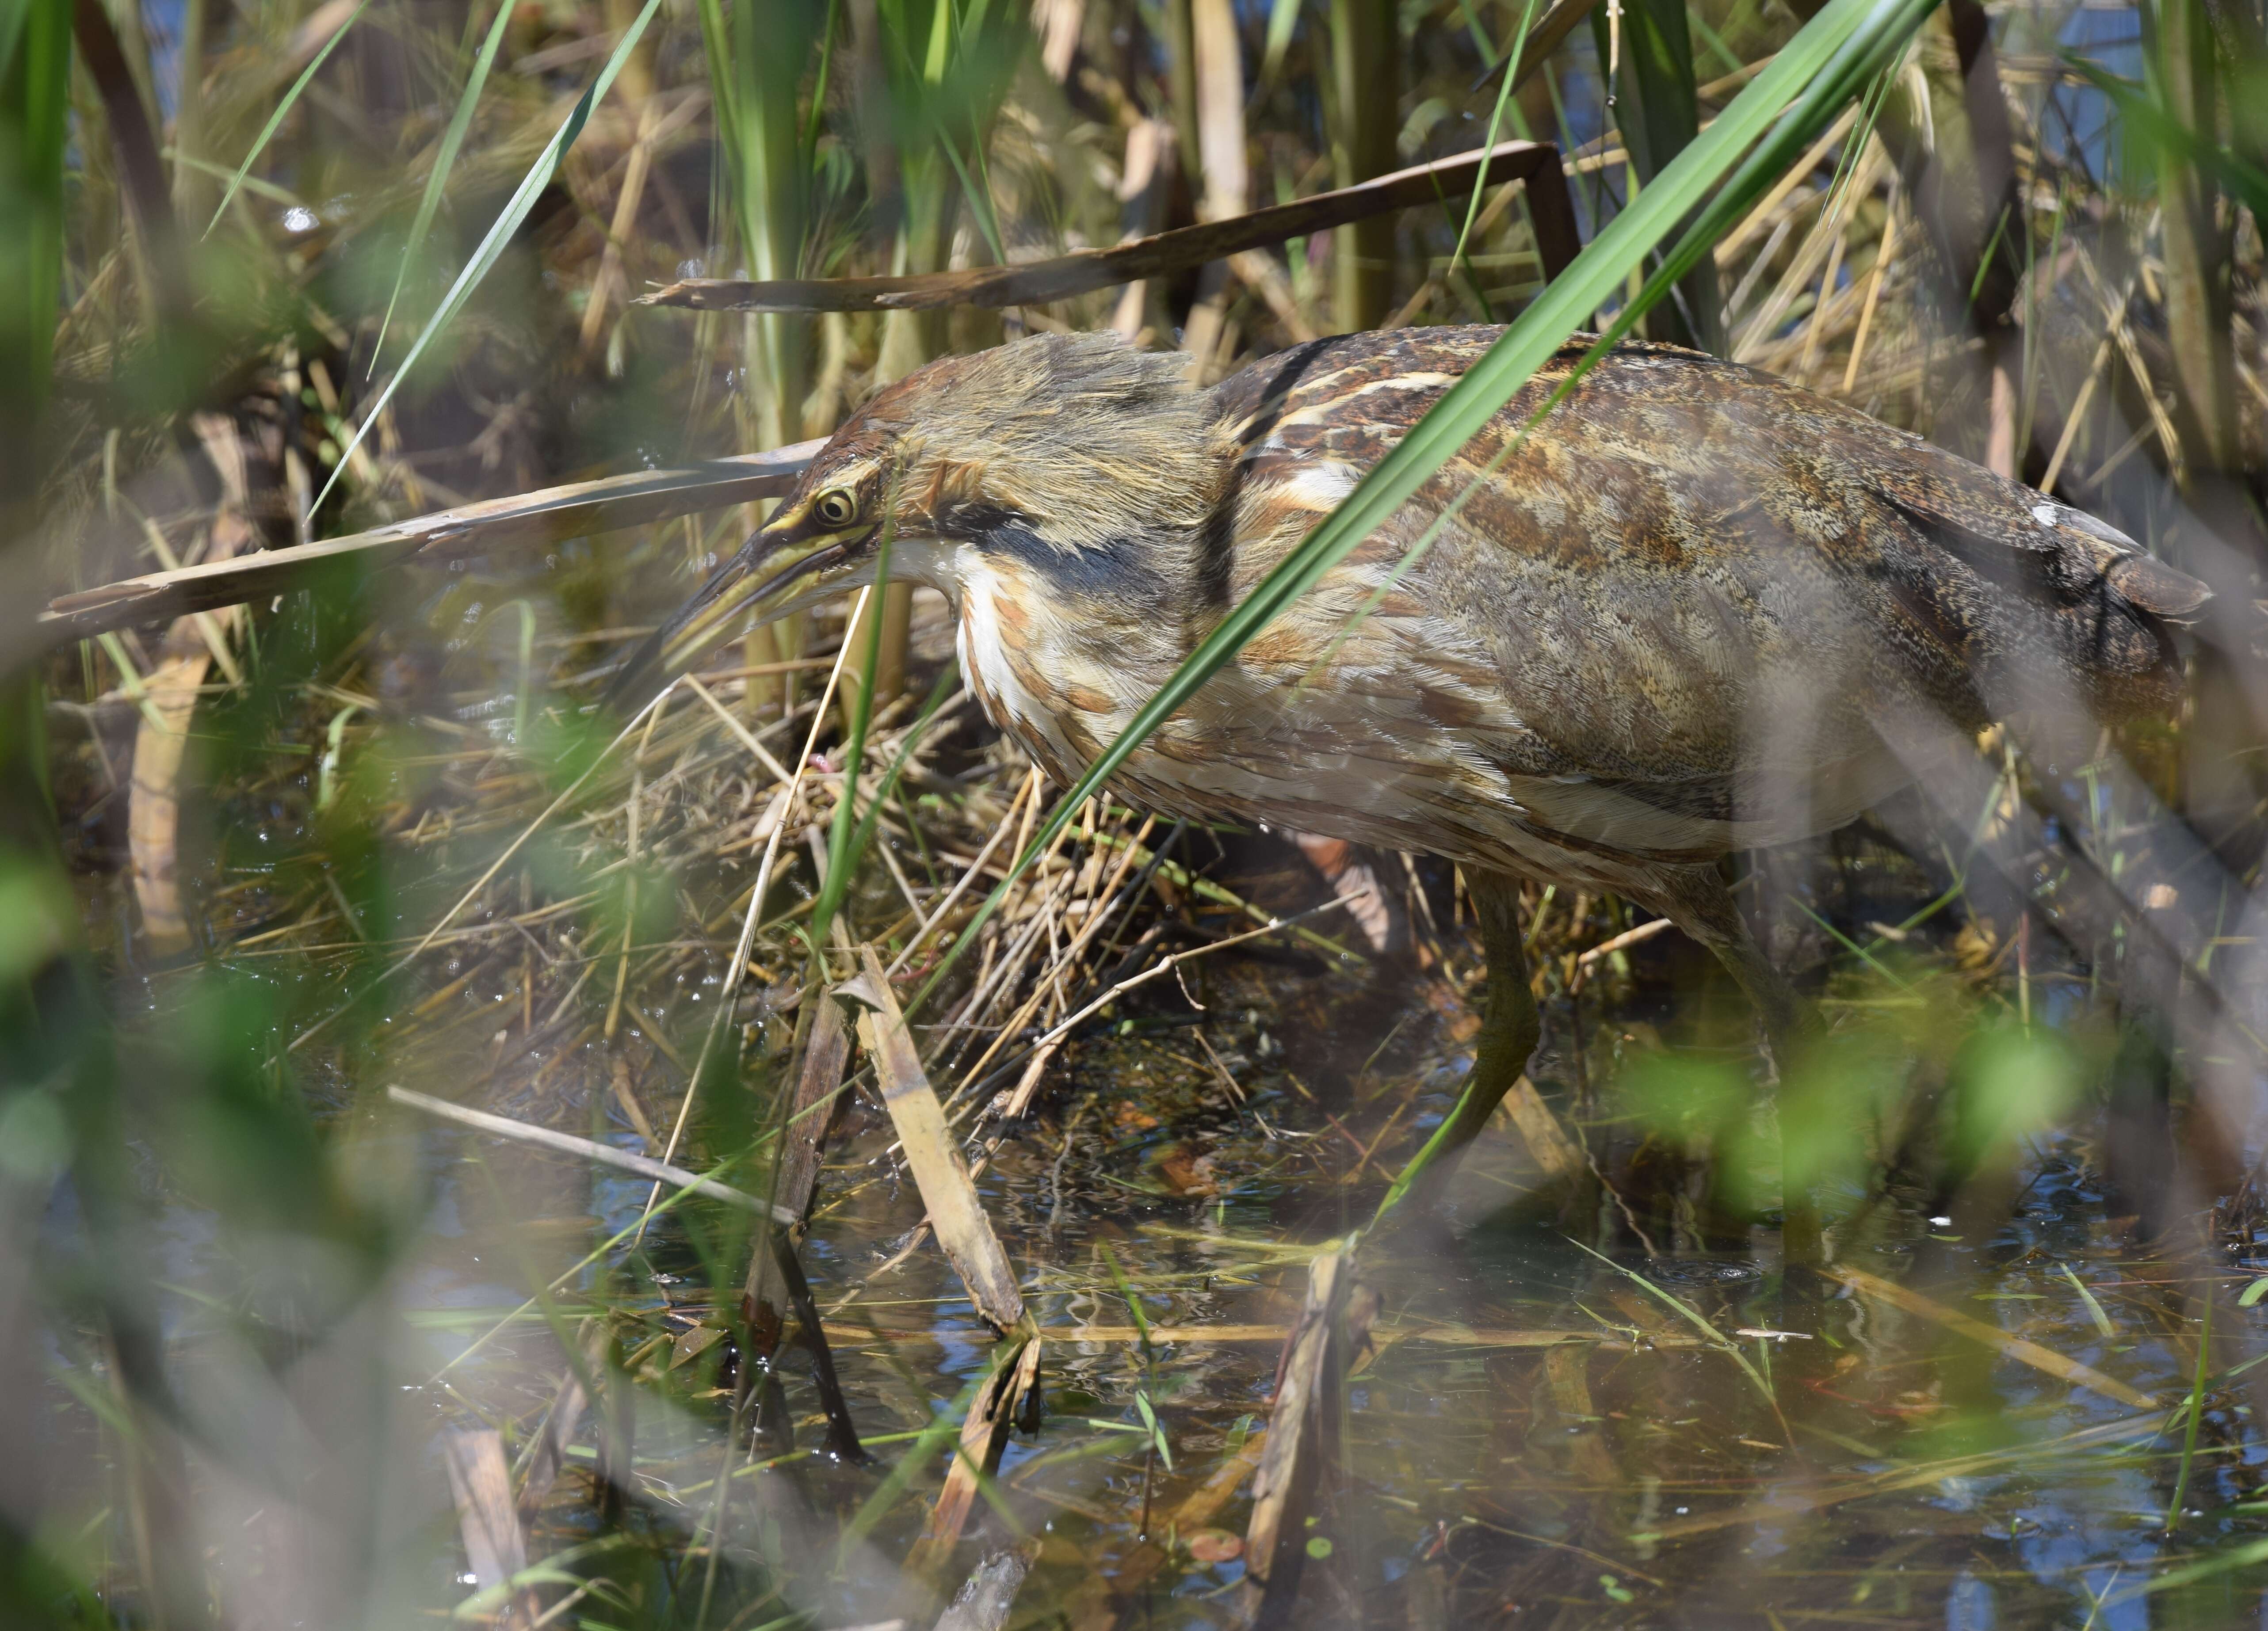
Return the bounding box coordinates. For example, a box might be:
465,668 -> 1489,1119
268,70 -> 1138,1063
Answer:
2241,1277 -> 2268,1309
1098,1239 -> 1153,1353
1445,0 -> 1547,319
313,0 -> 664,511
1260,0 -> 1304,83
1133,1389 -> 1172,1469
0,0 -> 69,443
203,0 -> 374,239
372,0 -> 518,368
2066,55 -> 2268,224
2064,1262 -> 2121,1333
2119,1536 -> 2268,1603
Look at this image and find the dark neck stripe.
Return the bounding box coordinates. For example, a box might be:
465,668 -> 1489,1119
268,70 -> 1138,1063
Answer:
955,509 -> 1161,603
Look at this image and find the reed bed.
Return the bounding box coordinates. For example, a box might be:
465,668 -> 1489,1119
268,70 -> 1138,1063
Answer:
10,0 -> 2268,1621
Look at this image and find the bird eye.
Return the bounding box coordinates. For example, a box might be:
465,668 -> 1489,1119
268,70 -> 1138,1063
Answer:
813,489 -> 856,527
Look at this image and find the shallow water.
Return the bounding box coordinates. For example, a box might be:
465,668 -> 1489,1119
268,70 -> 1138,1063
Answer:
354,837 -> 2268,1631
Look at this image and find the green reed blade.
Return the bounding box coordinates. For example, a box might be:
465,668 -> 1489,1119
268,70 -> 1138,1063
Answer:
1,0 -> 66,438
2165,1288 -> 2212,1528
202,0 -> 372,239
313,0 -> 662,511
1260,0 -> 1304,83
371,0 -> 517,369
1445,0 -> 1547,319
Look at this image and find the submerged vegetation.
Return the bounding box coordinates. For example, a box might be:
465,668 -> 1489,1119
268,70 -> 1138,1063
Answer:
4,0 -> 2268,1621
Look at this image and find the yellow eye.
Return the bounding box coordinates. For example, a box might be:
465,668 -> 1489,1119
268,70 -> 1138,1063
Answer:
813,489 -> 857,527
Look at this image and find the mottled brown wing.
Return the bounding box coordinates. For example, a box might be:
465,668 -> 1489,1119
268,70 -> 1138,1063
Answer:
1210,328 -> 2203,842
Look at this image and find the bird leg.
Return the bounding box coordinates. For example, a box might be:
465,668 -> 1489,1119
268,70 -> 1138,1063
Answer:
1640,865 -> 1826,1261
1640,865 -> 1818,1066
1386,868 -> 1548,1212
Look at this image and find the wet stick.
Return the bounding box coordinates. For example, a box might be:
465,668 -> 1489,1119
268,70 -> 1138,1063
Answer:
1240,1247 -> 1376,1626
905,1333 -> 1043,1578
838,946 -> 1027,1333
442,1429 -> 533,1629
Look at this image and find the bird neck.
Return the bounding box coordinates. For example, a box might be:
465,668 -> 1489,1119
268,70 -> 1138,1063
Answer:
915,425 -> 1236,638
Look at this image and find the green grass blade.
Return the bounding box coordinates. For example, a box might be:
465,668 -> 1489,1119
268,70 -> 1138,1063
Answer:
0,0 -> 33,86
2165,1289 -> 2212,1528
2066,54 -> 2268,221
313,0 -> 663,511
2062,1263 -> 2118,1338
1562,1237 -> 1781,1416
809,665 -> 957,953
371,0 -> 517,369
1602,0 -> 1723,352
202,0 -> 373,239
1,0 -> 67,442
811,524 -> 897,951
1445,0 -> 1546,318
910,0 -> 1935,1025
1260,0 -> 1303,82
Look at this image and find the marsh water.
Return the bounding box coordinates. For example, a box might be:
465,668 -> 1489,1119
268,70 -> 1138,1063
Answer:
64,784 -> 2257,1631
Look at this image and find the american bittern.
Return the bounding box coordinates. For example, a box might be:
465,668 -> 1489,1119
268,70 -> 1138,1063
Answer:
618,327 -> 2207,1196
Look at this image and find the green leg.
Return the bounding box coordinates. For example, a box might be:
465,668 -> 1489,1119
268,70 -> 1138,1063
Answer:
1379,869 -> 1546,1218
1644,866 -> 1824,1261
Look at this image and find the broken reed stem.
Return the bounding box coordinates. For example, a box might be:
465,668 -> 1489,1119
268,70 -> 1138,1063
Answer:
386,1085 -> 796,1223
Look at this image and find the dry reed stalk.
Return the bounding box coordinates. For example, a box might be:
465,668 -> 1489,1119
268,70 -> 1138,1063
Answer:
969,901 -> 1349,1120
1712,105 -> 1859,267
1240,1246 -> 1377,1624
2041,332 -> 2113,494
813,1320 -> 1691,1349
441,1429 -> 534,1628
1838,190 -> 1899,395
1732,149 -> 1888,361
386,1084 -> 799,1223
841,945 -> 1028,1332
946,811 -> 1158,1100
1831,1265 -> 2156,1409
638,141 -> 1577,313
1796,211 -> 1849,378
634,590 -> 871,1238
1083,828 -> 1359,959
1493,1077 -> 1586,1182
579,97 -> 662,360
43,440 -> 821,644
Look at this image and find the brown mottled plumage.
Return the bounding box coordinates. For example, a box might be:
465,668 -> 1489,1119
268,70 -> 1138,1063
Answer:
619,326 -> 2208,1193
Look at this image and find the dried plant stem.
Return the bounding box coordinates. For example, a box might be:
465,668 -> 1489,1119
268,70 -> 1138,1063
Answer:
2040,334 -> 2112,495
884,765 -> 1042,977
386,1085 -> 797,1223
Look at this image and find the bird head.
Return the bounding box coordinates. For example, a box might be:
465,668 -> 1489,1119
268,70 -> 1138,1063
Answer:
607,331 -> 1222,709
